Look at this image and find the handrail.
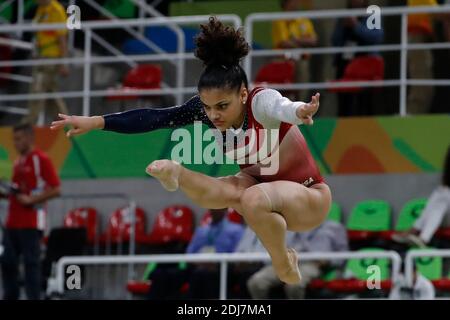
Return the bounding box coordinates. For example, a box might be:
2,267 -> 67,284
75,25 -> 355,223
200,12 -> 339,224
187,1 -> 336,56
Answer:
55,250 -> 402,300
129,0 -> 186,104
404,249 -> 450,288
0,15 -> 241,116
245,5 -> 450,116
0,14 -> 242,32
1,6 -> 448,117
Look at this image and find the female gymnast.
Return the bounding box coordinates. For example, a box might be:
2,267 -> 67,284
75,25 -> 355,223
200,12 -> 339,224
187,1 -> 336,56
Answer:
51,17 -> 331,284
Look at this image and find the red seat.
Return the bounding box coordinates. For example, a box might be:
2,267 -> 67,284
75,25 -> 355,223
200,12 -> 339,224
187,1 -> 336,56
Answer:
144,205 -> 194,245
432,279 -> 450,291
255,60 -> 295,85
326,279 -> 392,293
100,206 -> 147,244
106,64 -> 162,101
63,207 -> 99,244
126,280 -> 152,295
347,230 -> 380,243
201,208 -> 244,226
330,56 -> 385,93
123,64 -> 162,89
227,208 -> 244,224
435,227 -> 450,241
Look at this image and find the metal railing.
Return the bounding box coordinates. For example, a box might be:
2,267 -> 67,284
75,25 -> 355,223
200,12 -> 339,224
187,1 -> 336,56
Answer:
244,5 -> 450,116
405,249 -> 450,288
0,15 -> 242,117
1,6 -> 449,117
49,193 -> 137,281
55,250 -> 402,300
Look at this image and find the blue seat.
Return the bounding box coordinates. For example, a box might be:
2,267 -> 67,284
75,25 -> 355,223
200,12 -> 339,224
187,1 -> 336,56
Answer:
123,26 -> 198,55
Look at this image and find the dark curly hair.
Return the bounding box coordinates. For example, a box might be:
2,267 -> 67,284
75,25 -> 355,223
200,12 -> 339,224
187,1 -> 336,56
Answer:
195,17 -> 249,92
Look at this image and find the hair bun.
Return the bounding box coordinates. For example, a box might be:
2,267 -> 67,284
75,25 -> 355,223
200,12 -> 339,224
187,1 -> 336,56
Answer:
195,16 -> 249,67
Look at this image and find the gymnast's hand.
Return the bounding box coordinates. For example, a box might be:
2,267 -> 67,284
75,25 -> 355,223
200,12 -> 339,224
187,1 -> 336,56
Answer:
50,113 -> 105,137
296,93 -> 320,125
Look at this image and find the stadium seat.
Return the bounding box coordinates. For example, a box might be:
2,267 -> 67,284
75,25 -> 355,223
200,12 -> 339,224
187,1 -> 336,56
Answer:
144,205 -> 194,245
346,200 -> 391,248
126,280 -> 152,296
435,227 -> 450,242
379,198 -> 427,242
103,0 -> 136,19
327,202 -> 342,222
201,208 -> 244,226
412,248 -> 450,292
122,26 -> 199,55
106,64 -> 162,102
329,56 -> 385,93
325,248 -> 392,295
63,207 -> 99,245
415,253 -> 442,281
254,60 -> 295,85
99,206 -> 147,245
414,249 -> 450,292
226,208 -> 244,224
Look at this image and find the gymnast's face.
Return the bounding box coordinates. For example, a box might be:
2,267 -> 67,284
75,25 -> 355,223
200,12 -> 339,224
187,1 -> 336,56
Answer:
199,85 -> 248,132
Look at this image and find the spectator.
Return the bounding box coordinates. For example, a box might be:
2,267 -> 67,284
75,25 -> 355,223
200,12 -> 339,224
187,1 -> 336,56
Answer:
0,122 -> 61,300
407,0 -> 438,115
272,0 -> 318,101
147,208 -> 244,299
389,268 -> 435,300
247,220 -> 349,299
331,0 -> 384,116
393,146 -> 450,247
24,0 -> 69,125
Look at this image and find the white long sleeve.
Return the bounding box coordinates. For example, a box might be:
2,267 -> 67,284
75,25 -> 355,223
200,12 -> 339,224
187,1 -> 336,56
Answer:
251,88 -> 306,129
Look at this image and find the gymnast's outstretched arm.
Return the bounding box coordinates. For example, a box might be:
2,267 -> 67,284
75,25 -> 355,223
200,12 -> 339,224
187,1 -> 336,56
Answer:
50,95 -> 212,136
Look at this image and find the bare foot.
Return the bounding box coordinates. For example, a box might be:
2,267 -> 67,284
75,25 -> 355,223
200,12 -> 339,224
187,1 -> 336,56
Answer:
273,248 -> 302,284
146,160 -> 181,192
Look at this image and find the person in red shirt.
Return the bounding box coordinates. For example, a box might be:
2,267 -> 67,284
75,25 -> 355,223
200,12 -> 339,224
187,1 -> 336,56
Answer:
1,122 -> 61,300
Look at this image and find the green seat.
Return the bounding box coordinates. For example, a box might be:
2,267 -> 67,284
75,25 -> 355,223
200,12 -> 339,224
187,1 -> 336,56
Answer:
143,261 -> 187,280
0,0 -> 13,23
395,198 -> 427,231
347,200 -> 391,231
415,248 -> 442,281
103,0 -> 136,19
321,268 -> 338,281
346,248 -> 390,281
327,202 -> 342,223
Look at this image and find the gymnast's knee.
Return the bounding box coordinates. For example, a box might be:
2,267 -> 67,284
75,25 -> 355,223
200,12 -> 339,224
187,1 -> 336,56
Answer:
240,184 -> 280,220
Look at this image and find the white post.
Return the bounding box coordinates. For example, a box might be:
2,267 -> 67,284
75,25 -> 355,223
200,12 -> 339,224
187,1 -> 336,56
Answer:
400,13 -> 408,116
220,261 -> 228,300
83,28 -> 92,116
18,0 -> 24,38
176,29 -> 185,106
68,0 -> 75,55
244,16 -> 254,84
128,200 -> 137,284
138,0 -> 145,35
